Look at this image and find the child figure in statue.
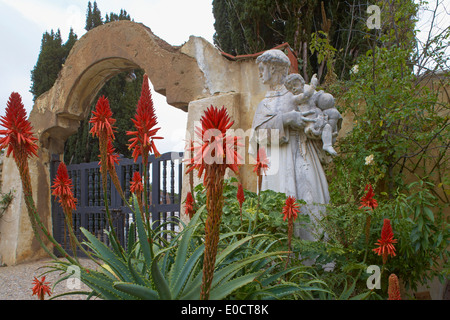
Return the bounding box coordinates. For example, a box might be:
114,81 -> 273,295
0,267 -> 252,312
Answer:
284,73 -> 341,156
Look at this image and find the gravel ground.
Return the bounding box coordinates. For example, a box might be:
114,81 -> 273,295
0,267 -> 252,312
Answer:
0,258 -> 100,300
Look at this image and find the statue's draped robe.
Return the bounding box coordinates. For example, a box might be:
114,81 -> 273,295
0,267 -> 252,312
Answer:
250,87 -> 330,240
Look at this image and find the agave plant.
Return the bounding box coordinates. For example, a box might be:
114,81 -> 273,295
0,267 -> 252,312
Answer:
49,197 -> 319,300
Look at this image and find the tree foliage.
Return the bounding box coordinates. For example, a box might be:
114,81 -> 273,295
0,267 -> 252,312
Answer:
212,0 -> 376,82
30,29 -> 77,100
64,1 -> 143,164
322,0 -> 449,291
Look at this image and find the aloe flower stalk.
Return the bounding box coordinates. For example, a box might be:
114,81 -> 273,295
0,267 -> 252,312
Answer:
253,146 -> 269,214
253,146 -> 269,193
373,219 -> 397,264
237,183 -> 245,224
359,183 -> 378,244
0,92 -> 77,264
282,196 -> 300,252
184,191 -> 195,219
31,276 -> 52,300
388,273 -> 401,300
89,95 -> 116,191
89,95 -> 123,250
130,171 -> 144,218
127,74 -> 163,220
100,138 -> 125,199
185,105 -> 242,300
52,162 -> 78,255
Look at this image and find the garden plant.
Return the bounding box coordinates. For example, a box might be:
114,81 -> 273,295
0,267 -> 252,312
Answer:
1,0 -> 449,298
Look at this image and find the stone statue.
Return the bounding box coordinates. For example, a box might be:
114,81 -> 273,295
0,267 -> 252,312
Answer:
284,73 -> 342,156
249,49 -> 341,244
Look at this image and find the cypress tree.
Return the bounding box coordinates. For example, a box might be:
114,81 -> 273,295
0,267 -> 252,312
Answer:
64,3 -> 143,164
85,1 -> 103,31
85,1 -> 93,31
63,28 -> 78,60
30,29 -> 68,100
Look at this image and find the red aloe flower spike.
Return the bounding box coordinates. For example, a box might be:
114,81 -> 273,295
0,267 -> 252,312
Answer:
359,184 -> 378,210
253,146 -> 269,177
282,196 -> 300,262
184,105 -> 242,300
237,183 -> 245,223
0,92 -> 38,162
360,184 -> 377,244
126,74 -> 163,163
185,105 -> 243,182
31,276 -> 52,300
388,274 -> 402,300
237,184 -> 245,209
52,162 -> 77,211
90,96 -> 117,193
373,218 -> 398,264
253,146 -> 269,195
184,191 -> 195,219
282,196 -> 300,222
52,161 -> 78,254
130,171 -> 143,195
99,139 -> 125,199
89,95 -> 116,140
98,139 -> 120,170
130,171 -> 144,215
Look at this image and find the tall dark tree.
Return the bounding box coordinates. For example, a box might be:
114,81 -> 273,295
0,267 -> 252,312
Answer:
63,28 -> 78,60
85,1 -> 103,31
105,9 -> 131,23
64,3 -> 143,164
30,29 -> 77,100
212,0 -> 381,81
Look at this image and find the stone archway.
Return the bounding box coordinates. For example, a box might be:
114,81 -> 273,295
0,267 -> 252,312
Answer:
0,20 -> 266,265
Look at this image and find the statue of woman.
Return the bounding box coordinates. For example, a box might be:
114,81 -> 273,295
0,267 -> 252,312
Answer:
250,49 -> 336,242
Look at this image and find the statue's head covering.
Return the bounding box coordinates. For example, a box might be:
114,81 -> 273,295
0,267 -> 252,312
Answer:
256,49 -> 291,69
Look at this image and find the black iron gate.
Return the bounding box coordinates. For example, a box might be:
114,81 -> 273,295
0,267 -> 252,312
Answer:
50,152 -> 184,256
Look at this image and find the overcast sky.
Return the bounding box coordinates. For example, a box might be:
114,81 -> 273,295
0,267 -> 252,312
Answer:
0,0 -> 216,153
0,0 -> 447,154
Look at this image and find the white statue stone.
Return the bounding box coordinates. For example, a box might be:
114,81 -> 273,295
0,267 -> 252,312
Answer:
249,49 -> 341,245
284,73 -> 342,156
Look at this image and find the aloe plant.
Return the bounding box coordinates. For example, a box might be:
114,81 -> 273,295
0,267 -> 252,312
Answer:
50,197 -> 318,300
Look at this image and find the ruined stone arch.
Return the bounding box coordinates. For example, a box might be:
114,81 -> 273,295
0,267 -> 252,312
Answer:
0,20 -> 266,265
30,20 -> 209,156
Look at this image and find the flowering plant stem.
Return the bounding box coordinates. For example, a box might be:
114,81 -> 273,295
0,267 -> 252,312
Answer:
142,156 -> 155,260
200,164 -> 225,300
20,166 -> 78,266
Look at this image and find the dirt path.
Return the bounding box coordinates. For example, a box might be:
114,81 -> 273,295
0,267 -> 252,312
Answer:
0,258 -> 99,300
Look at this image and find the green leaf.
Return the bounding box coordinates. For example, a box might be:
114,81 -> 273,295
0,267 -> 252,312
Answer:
127,221 -> 136,256
171,243 -> 205,299
81,270 -> 134,300
209,272 -> 262,300
423,207 -> 435,222
133,195 -> 152,268
80,227 -> 133,282
128,257 -> 151,287
169,205 -> 204,291
151,258 -> 172,300
113,282 -> 159,300
211,251 -> 286,291
350,290 -> 373,300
